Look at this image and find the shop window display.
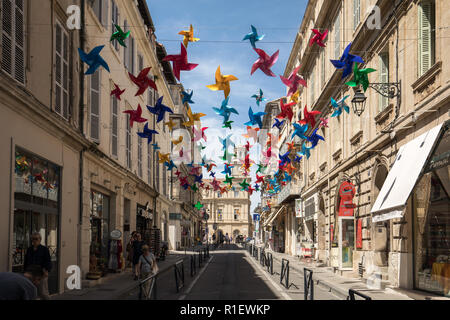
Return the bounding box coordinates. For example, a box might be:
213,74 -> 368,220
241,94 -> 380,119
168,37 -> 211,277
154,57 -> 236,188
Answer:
414,129 -> 450,297
89,191 -> 110,277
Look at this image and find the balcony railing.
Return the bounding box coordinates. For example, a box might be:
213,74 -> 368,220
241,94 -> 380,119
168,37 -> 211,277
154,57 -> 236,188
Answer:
276,183 -> 300,205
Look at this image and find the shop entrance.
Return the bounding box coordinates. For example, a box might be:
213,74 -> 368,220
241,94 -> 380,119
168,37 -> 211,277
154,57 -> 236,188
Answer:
89,191 -> 110,276
339,217 -> 355,270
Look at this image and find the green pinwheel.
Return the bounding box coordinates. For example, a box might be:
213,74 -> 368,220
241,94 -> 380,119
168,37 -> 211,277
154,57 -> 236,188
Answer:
224,175 -> 234,186
111,24 -> 131,47
345,63 -> 376,92
222,121 -> 233,129
239,179 -> 250,191
256,163 -> 267,174
221,150 -> 228,161
191,184 -> 198,192
194,201 -> 203,210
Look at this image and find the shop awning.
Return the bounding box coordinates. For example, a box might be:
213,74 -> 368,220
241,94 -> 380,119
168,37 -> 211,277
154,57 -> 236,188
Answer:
264,205 -> 286,227
371,123 -> 443,222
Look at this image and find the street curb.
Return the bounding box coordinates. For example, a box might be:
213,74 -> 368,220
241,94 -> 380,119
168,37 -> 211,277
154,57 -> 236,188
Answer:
268,251 -> 349,300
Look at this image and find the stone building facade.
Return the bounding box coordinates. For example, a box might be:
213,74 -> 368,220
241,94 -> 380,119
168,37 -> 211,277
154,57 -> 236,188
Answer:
262,0 -> 449,296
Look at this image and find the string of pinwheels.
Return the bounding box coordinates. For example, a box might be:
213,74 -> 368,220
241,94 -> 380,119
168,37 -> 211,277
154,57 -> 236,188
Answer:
76,22 -> 381,205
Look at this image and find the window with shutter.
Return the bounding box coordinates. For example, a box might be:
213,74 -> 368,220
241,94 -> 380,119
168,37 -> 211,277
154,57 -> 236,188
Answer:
101,0 -> 109,29
147,143 -> 152,185
163,165 -> 167,196
155,151 -> 160,191
353,0 -> 360,30
1,0 -> 25,84
138,136 -> 142,177
125,111 -> 132,169
55,21 -> 69,119
379,52 -> 389,112
418,1 -> 435,77
111,95 -> 118,157
334,13 -> 341,59
92,0 -> 101,23
90,70 -> 100,141
123,20 -> 128,69
138,54 -> 143,72
130,37 -> 135,74
111,1 -> 119,51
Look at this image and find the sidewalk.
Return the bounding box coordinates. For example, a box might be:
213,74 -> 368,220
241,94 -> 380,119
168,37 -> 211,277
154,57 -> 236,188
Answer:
254,245 -> 449,300
52,252 -> 189,300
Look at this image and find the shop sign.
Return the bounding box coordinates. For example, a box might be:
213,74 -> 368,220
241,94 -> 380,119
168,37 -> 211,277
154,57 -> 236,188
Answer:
295,199 -> 303,218
124,182 -> 136,196
169,213 -> 182,220
110,229 -> 122,239
253,214 -> 260,221
356,219 -> 362,249
338,181 -> 356,216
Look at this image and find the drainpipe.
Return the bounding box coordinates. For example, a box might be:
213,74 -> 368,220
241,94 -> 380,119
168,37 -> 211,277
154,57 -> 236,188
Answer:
78,0 -> 86,271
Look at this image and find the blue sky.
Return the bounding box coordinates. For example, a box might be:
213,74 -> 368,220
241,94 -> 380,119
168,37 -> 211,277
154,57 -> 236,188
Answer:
147,0 -> 308,213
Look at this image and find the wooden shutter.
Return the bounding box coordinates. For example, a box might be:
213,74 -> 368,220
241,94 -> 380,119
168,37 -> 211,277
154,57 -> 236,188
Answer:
130,37 -> 135,74
126,112 -> 131,169
138,54 -> 143,72
1,0 -> 25,84
55,21 -> 69,119
92,0 -> 101,21
101,0 -> 109,29
321,48 -> 325,87
379,52 -> 389,112
354,0 -> 360,30
111,96 -> 118,157
90,70 -> 100,141
123,20 -> 128,69
418,1 -> 435,77
334,13 -> 340,59
111,1 -> 119,50
138,136 -> 142,177
147,142 -> 152,185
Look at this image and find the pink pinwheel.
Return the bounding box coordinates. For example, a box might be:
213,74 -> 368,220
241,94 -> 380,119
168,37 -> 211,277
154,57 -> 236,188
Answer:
280,66 -> 307,97
111,83 -> 125,100
190,166 -> 202,176
177,147 -> 190,163
123,104 -> 147,127
319,117 -> 329,128
162,43 -> 198,80
193,126 -> 208,142
309,29 -> 328,47
129,67 -> 157,96
251,48 -> 279,77
242,126 -> 259,143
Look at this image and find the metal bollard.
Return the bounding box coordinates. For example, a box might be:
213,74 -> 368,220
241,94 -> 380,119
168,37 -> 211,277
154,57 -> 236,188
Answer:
280,258 -> 290,289
304,268 -> 314,300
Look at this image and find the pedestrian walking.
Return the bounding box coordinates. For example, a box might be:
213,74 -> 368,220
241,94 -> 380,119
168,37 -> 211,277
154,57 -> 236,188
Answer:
126,231 -> 136,269
0,265 -> 44,300
132,233 -> 145,280
23,232 -> 52,300
225,233 -> 230,245
137,245 -> 158,294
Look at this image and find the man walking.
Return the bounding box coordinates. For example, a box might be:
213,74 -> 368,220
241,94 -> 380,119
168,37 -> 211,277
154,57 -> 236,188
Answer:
23,233 -> 52,300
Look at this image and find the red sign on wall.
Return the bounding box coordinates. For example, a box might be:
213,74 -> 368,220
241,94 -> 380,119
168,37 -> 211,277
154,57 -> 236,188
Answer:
338,181 -> 356,216
356,218 -> 362,249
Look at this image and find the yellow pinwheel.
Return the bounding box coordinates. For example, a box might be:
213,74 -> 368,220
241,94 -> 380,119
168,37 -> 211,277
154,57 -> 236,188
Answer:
206,66 -> 238,98
289,90 -> 300,104
178,24 -> 200,48
172,136 -> 183,145
158,153 -> 170,164
165,119 -> 176,131
183,106 -> 206,127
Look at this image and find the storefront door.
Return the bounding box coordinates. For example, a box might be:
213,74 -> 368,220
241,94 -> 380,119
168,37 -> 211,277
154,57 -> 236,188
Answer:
339,217 -> 355,270
90,191 -> 110,274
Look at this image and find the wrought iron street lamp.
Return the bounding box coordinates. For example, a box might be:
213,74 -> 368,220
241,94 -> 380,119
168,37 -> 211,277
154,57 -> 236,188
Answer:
351,81 -> 401,117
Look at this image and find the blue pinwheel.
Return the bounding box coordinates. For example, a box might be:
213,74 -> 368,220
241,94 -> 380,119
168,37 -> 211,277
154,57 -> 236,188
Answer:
273,118 -> 285,130
242,25 -> 265,48
194,174 -> 203,184
147,96 -> 173,123
164,160 -> 177,171
181,90 -> 194,104
298,142 -> 311,159
307,128 -> 325,149
291,123 -> 309,140
294,155 -> 303,163
137,123 -> 158,144
151,143 -> 160,150
221,163 -> 233,176
330,42 -> 364,79
219,134 -> 235,151
279,151 -> 291,166
244,107 -> 266,129
209,171 -> 216,178
78,45 -> 110,75
251,89 -> 267,106
331,96 -> 350,118
213,97 -> 239,123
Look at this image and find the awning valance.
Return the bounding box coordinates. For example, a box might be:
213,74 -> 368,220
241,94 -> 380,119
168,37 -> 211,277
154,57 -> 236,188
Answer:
264,205 -> 286,227
371,123 -> 443,222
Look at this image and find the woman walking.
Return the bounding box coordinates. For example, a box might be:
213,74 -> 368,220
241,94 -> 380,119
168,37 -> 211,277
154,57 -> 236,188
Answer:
132,233 -> 144,280
137,245 -> 158,295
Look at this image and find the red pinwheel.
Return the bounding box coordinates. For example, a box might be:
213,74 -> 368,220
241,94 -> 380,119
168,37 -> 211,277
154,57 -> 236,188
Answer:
251,48 -> 279,77
129,67 -> 157,96
123,104 -> 147,127
277,99 -> 296,122
280,66 -> 307,97
110,83 -> 125,100
299,105 -> 321,128
309,29 -> 328,47
162,43 -> 198,80
247,185 -> 255,195
256,174 -> 265,184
